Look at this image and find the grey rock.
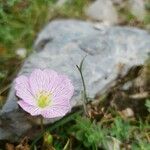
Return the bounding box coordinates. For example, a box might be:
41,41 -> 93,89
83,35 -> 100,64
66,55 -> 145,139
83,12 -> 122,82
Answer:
56,0 -> 68,6
85,0 -> 118,24
0,19 -> 150,141
0,111 -> 32,141
111,0 -> 124,5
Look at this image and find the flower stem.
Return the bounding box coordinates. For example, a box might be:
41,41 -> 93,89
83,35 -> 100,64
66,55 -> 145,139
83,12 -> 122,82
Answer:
76,56 -> 89,117
40,116 -> 44,132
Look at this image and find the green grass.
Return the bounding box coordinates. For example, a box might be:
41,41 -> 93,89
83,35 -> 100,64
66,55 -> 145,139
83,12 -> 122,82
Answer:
31,108 -> 150,150
0,0 -> 55,55
0,0 -> 91,56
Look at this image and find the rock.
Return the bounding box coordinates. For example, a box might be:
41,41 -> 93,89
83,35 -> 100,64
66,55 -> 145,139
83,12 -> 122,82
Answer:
56,0 -> 68,6
121,107 -> 134,118
85,0 -> 118,24
16,48 -> 27,58
106,136 -> 122,150
0,19 -> 150,141
111,0 -> 124,5
128,0 -> 146,21
0,111 -> 31,141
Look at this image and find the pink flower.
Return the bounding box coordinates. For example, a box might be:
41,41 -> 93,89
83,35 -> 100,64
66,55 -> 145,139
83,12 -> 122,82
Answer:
15,69 -> 74,118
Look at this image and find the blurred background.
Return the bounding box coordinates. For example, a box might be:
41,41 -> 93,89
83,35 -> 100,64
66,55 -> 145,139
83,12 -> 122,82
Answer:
0,0 -> 150,106
0,0 -> 150,56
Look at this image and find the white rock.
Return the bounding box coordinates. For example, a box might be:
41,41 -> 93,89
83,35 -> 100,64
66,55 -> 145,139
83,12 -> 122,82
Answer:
56,0 -> 68,6
16,48 -> 27,58
85,0 -> 118,24
122,108 -> 134,118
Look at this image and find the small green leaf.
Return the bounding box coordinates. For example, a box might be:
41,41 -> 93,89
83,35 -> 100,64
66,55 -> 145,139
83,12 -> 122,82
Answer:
145,99 -> 150,112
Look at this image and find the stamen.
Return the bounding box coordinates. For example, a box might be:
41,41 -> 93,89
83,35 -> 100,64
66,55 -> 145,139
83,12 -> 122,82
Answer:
37,91 -> 52,108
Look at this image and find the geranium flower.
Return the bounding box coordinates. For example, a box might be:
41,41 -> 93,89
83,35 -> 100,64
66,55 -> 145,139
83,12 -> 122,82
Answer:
15,69 -> 74,118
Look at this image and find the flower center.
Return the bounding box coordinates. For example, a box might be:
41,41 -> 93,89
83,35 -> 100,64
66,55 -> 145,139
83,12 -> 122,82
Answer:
37,91 -> 52,108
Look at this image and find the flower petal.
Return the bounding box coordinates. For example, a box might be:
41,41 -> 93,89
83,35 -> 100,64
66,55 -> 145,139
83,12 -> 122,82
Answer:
43,69 -> 60,92
52,75 -> 74,101
52,97 -> 70,106
29,69 -> 58,96
15,75 -> 36,106
16,69 -> 74,119
41,104 -> 71,118
18,100 -> 41,116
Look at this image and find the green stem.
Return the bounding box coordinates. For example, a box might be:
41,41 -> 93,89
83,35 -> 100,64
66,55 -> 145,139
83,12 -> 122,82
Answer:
40,116 -> 44,132
80,69 -> 88,103
76,56 -> 88,103
76,56 -> 89,116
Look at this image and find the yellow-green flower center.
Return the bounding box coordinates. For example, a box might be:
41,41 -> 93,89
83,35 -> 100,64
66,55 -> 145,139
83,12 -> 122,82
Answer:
37,91 -> 52,108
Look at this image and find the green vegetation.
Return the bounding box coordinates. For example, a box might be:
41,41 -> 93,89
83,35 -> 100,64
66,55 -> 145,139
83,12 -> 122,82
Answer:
72,116 -> 106,149
0,0 -> 90,55
31,109 -> 150,150
146,99 -> 150,112
0,0 -> 55,54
